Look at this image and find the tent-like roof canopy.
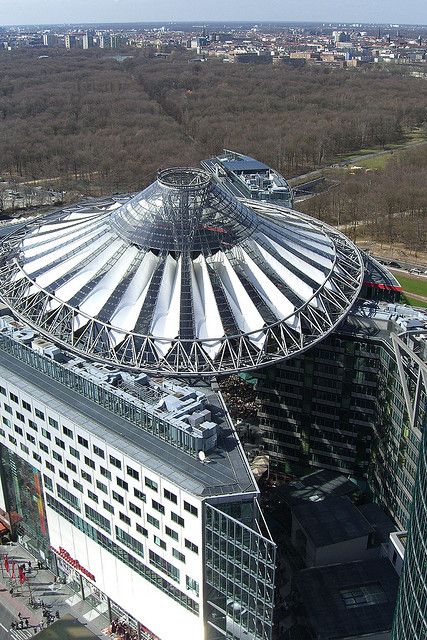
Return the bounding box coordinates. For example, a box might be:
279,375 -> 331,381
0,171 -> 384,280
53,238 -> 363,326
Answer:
0,168 -> 364,376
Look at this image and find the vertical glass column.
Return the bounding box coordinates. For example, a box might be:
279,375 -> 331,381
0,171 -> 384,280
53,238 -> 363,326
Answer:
205,502 -> 275,640
391,395 -> 427,639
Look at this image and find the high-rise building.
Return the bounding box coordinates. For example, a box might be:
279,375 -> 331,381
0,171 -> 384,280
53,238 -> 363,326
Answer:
256,303 -> 426,530
0,165 -> 363,639
65,34 -> 77,49
82,32 -> 94,50
391,331 -> 427,640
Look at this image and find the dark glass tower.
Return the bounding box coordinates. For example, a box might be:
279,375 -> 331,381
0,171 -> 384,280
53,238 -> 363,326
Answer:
392,425 -> 427,639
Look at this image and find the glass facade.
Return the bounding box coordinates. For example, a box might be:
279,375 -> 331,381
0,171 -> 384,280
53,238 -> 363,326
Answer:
256,326 -> 425,530
392,411 -> 427,639
205,503 -> 275,640
0,446 -> 52,564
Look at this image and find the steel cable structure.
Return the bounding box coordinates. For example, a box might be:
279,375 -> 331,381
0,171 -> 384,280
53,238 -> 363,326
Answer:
0,168 -> 364,376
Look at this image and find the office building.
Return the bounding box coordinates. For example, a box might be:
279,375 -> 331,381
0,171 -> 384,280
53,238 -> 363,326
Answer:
0,164 -> 362,640
391,330 -> 427,640
256,303 -> 427,530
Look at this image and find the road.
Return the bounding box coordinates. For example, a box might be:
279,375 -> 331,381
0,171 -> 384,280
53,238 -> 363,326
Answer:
0,590 -> 37,640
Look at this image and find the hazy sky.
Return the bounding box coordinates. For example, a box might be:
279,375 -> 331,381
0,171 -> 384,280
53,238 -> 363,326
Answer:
0,0 -> 426,26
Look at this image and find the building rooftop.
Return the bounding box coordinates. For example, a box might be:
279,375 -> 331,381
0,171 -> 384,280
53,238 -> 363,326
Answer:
358,503 -> 396,545
295,558 -> 399,640
0,319 -> 257,499
292,496 -> 373,547
279,468 -> 357,507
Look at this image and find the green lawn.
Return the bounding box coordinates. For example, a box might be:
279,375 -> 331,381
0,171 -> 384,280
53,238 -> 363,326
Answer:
357,154 -> 393,170
403,295 -> 427,309
393,274 -> 427,297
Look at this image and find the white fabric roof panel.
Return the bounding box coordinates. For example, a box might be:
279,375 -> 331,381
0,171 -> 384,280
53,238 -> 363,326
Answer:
0,166 -> 364,375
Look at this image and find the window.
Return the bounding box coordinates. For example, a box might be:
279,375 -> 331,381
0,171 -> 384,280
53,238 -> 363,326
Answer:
55,437 -> 65,450
16,412 -> 25,423
136,524 -> 148,537
8,435 -> 16,445
103,501 -> 114,515
49,417 -> 59,430
28,420 -> 38,431
85,504 -> 110,533
10,392 -> 18,404
186,576 -> 199,597
119,512 -> 131,525
84,456 -> 95,469
77,435 -> 88,448
63,426 -> 73,439
41,428 -> 51,441
153,535 -> 166,550
115,526 -> 144,558
59,471 -> 69,482
88,490 -> 98,504
172,549 -> 185,563
57,484 -> 80,510
149,550 -> 180,582
96,480 -> 108,494
26,433 -> 36,445
69,446 -> 80,460
0,385 -> 6,396
43,475 -> 53,491
183,501 -> 198,517
165,526 -> 179,542
129,502 -> 141,517
134,488 -> 146,502
4,404 -> 12,415
109,455 -> 121,469
93,445 -> 104,459
164,489 -> 177,504
117,478 -> 128,491
22,400 -> 31,412
52,451 -> 62,463
147,514 -> 159,529
35,408 -> 44,420
73,480 -> 83,493
127,466 -> 139,480
46,461 -> 55,473
14,425 -> 23,436
171,512 -> 184,527
39,442 -> 49,454
81,470 -> 92,484
340,583 -> 388,609
100,466 -> 111,480
152,500 -> 165,515
145,477 -> 158,492
184,539 -> 198,554
112,491 -> 124,505
66,461 -> 77,473
2,417 -> 11,428
20,443 -> 29,455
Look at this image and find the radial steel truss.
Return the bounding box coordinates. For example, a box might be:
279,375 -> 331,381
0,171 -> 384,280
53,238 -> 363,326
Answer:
0,169 -> 364,377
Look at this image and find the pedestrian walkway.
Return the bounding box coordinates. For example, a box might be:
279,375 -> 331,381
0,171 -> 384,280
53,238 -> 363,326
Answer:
0,543 -> 110,639
10,627 -> 33,640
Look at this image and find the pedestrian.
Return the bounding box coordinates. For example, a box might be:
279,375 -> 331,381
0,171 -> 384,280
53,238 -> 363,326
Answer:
28,560 -> 32,569
25,618 -> 29,628
18,612 -> 22,619
9,587 -> 13,595
11,622 -> 16,630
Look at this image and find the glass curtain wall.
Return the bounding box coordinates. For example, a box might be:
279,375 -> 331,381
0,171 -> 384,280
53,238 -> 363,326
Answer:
204,502 -> 275,640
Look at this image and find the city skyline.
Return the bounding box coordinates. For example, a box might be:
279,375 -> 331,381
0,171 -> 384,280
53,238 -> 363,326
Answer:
1,0 -> 427,27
